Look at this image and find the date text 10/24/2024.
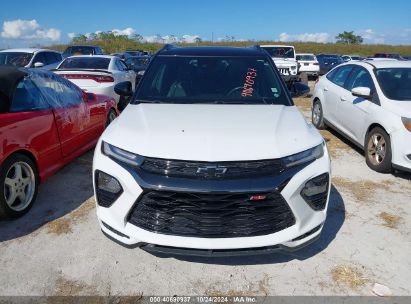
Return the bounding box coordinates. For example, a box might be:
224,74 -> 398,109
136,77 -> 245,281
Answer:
149,296 -> 257,303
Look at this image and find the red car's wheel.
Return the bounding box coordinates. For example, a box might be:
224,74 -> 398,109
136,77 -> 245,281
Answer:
0,154 -> 39,219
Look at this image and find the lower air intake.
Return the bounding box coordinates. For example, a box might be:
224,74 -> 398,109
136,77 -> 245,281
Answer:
128,191 -> 295,238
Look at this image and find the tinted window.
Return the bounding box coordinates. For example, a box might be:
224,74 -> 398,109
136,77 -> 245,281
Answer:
376,68 -> 411,101
0,52 -> 33,67
261,46 -> 295,59
126,57 -> 150,67
59,57 -> 110,69
118,60 -> 128,71
32,53 -> 47,66
10,77 -> 49,112
297,55 -> 315,61
135,56 -> 290,105
64,46 -> 95,56
115,59 -> 126,71
44,52 -> 59,65
95,47 -> 103,55
346,68 -> 375,91
329,65 -> 353,87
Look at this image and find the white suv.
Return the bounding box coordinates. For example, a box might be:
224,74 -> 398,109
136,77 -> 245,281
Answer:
260,45 -> 299,82
296,53 -> 320,78
93,46 -> 331,256
312,60 -> 411,173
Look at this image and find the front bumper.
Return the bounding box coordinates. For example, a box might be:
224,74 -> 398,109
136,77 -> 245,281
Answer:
390,127 -> 411,172
93,141 -> 331,252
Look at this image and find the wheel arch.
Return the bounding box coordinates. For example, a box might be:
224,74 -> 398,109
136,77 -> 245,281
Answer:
364,123 -> 390,146
2,149 -> 39,176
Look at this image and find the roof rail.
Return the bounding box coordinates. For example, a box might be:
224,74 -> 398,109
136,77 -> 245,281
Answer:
157,44 -> 178,54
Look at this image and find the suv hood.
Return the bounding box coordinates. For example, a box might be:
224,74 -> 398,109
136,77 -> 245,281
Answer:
272,58 -> 297,67
103,104 -> 323,161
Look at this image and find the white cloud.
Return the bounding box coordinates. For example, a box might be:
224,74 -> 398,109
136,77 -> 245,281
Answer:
141,34 -> 201,43
112,27 -> 136,37
279,32 -> 331,43
181,34 -> 201,43
67,32 -> 76,39
1,19 -> 61,41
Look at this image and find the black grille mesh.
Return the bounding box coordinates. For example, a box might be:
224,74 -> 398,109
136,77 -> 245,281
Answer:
128,191 -> 295,238
140,158 -> 284,179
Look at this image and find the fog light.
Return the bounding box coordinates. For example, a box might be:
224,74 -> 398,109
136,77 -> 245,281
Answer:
95,170 -> 123,207
301,173 -> 329,210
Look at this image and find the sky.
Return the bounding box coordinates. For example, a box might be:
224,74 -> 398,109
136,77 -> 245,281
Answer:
0,0 -> 410,48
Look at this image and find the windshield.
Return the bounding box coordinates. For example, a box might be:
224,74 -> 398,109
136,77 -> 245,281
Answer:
261,47 -> 295,59
319,57 -> 343,64
126,57 -> 150,67
376,68 -> 411,101
126,50 -> 144,56
0,52 -> 33,67
64,46 -> 94,56
297,55 -> 315,61
134,56 -> 291,105
58,57 -> 110,69
374,53 -> 401,59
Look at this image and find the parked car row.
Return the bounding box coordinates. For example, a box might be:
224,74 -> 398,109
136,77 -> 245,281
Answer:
0,43 -> 409,257
0,46 -> 153,109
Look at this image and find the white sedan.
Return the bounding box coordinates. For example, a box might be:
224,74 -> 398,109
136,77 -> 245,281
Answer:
54,55 -> 136,106
312,60 -> 411,173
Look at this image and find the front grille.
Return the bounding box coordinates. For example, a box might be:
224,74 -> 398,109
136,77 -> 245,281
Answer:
278,68 -> 290,75
128,191 -> 295,238
140,157 -> 284,180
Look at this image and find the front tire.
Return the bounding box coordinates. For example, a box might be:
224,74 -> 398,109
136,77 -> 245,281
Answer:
106,109 -> 117,127
365,127 -> 392,173
0,154 -> 39,219
312,99 -> 325,129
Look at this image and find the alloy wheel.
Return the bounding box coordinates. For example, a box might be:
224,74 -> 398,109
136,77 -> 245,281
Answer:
3,161 -> 36,212
367,133 -> 386,166
313,102 -> 321,125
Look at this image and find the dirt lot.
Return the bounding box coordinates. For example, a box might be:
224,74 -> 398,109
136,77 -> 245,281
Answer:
1,82 -> 410,296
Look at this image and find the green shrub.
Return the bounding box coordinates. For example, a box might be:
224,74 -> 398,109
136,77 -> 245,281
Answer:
49,38 -> 411,57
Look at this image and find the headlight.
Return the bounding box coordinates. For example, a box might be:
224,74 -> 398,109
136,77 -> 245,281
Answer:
282,143 -> 324,168
102,141 -> 144,167
401,117 -> 411,132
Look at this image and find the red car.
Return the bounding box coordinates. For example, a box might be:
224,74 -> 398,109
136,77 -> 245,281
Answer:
0,67 -> 118,218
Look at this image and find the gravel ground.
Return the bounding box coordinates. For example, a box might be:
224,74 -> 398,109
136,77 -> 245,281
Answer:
1,82 -> 410,296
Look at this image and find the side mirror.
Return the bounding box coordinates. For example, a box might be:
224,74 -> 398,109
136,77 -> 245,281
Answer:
114,81 -> 133,96
33,62 -> 45,68
87,92 -> 96,101
289,82 -> 310,98
351,87 -> 371,99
